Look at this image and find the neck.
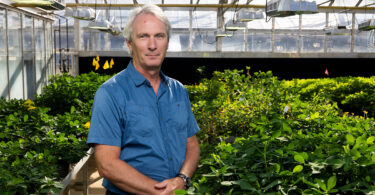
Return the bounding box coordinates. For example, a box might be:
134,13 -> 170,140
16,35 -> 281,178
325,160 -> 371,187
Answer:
133,61 -> 161,94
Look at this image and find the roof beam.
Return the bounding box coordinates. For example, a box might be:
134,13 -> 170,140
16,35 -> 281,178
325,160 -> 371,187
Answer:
355,0 -> 363,7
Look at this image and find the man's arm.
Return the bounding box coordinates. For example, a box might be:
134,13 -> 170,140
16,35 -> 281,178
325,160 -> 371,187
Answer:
94,144 -> 162,194
154,135 -> 200,194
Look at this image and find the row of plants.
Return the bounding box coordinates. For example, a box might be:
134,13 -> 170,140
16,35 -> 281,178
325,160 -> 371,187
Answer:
1,69 -> 375,194
185,69 -> 375,194
0,72 -> 111,194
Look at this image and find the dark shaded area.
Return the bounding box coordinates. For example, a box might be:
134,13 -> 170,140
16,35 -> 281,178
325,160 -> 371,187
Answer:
79,57 -> 375,84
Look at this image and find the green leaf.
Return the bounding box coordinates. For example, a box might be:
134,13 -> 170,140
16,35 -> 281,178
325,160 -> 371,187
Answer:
315,179 -> 327,191
70,106 -> 76,113
221,181 -> 234,186
346,134 -> 355,145
367,136 -> 375,144
294,154 -> 305,164
23,114 -> 28,122
327,176 -> 336,191
293,165 -> 303,173
272,130 -> 281,138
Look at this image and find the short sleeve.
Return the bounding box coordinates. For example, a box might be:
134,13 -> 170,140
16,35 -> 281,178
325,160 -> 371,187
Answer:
183,87 -> 200,138
87,86 -> 123,147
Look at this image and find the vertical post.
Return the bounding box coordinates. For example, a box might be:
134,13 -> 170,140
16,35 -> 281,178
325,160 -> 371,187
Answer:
5,9 -> 10,101
189,0 -> 193,51
271,17 -> 275,52
351,12 -> 355,53
83,162 -> 88,195
216,3 -> 224,52
298,14 -> 302,53
324,12 -> 329,53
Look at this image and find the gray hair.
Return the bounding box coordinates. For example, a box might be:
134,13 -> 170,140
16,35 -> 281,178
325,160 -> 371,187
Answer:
124,4 -> 171,42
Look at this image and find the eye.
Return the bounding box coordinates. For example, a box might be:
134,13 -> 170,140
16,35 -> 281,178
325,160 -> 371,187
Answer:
155,33 -> 166,39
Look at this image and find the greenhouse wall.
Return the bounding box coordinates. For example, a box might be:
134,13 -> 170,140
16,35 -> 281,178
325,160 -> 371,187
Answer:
0,4 -> 55,101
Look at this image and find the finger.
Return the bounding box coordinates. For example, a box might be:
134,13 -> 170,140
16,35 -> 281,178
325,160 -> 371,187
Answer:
154,180 -> 168,189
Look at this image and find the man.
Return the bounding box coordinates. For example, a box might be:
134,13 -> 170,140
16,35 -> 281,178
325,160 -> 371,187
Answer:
86,4 -> 200,195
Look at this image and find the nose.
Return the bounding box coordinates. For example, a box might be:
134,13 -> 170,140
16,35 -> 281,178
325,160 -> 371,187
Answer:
148,37 -> 157,51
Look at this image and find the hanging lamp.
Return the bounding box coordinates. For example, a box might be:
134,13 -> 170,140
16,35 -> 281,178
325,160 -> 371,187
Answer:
236,8 -> 264,22
358,19 -> 375,31
225,20 -> 246,31
87,10 -> 113,31
266,0 -> 318,18
215,29 -> 233,38
11,0 -> 65,10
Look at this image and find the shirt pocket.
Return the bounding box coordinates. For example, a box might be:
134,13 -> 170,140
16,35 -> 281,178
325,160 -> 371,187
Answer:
125,105 -> 155,137
167,101 -> 188,132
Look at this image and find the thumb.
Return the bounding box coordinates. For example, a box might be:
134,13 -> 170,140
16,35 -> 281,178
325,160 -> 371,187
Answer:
154,180 -> 168,189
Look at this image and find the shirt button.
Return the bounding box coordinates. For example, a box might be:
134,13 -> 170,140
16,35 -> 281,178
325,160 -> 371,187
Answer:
164,137 -> 168,141
169,157 -> 172,160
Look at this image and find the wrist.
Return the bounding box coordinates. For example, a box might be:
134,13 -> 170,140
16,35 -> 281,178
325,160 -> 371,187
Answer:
176,173 -> 191,189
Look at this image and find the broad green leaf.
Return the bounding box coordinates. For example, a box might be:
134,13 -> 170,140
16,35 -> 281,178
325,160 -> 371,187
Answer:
221,181 -> 234,186
367,136 -> 375,144
272,130 -> 281,138
327,176 -> 337,191
346,134 -> 355,145
293,165 -> 303,173
294,154 -> 305,164
310,112 -> 319,120
70,106 -> 76,113
315,179 -> 327,191
23,114 -> 28,122
282,122 -> 292,133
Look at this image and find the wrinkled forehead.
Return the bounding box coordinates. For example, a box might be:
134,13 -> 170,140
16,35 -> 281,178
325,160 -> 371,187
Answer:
132,13 -> 167,32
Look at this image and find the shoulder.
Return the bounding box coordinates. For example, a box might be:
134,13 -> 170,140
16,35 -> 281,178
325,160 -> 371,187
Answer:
94,70 -> 130,102
165,76 -> 186,91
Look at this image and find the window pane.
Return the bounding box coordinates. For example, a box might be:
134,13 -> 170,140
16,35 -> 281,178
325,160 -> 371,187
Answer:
23,15 -> 36,99
8,10 -> 23,99
248,33 -> 271,52
274,33 -> 298,53
0,8 -> 7,98
35,19 -> 45,94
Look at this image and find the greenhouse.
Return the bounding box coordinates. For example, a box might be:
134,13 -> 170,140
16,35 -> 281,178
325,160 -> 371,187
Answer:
1,0 -> 375,194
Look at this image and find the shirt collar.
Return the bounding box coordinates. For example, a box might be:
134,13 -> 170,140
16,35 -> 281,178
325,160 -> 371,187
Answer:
127,61 -> 169,87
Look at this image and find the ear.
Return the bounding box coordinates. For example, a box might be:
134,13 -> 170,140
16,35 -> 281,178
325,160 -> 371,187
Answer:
126,40 -> 133,55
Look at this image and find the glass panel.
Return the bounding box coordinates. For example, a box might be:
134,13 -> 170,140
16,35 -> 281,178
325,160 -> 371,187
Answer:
301,34 -> 324,53
275,15 -> 300,29
302,13 -> 326,29
327,35 -> 351,52
247,32 -> 271,52
46,22 -> 53,81
0,8 -> 7,98
8,10 -> 23,99
354,31 -> 375,53
23,15 -> 36,100
222,32 -> 245,51
191,31 -> 216,51
109,34 -> 127,51
274,33 -> 298,53
169,31 -> 190,51
192,11 -> 217,29
35,19 -> 45,94
165,11 -> 190,29
248,19 -> 272,30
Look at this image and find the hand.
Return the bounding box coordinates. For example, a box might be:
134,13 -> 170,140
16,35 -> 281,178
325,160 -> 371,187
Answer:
154,177 -> 185,195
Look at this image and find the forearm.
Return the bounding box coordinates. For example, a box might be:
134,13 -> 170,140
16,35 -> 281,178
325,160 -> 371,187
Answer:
95,145 -> 160,194
179,135 -> 200,178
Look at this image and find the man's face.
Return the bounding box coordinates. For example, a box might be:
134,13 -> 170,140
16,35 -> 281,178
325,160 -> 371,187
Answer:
127,13 -> 169,71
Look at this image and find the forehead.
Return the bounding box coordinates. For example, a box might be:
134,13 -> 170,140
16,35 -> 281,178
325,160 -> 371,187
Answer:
132,13 -> 167,33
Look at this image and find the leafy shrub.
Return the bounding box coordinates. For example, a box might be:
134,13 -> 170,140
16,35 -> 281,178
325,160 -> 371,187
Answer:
282,76 -> 375,117
35,72 -> 111,115
0,99 -> 90,194
187,69 -> 375,194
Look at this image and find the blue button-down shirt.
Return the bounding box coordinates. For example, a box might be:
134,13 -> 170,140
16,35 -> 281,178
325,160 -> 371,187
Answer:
87,62 -> 200,194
